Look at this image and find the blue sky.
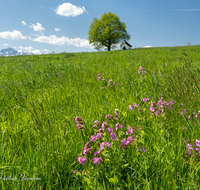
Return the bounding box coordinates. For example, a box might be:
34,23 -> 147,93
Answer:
0,0 -> 200,54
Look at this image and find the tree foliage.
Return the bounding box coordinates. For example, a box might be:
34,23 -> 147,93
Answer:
88,12 -> 131,51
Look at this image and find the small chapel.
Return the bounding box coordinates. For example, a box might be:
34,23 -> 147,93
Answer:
120,40 -> 132,50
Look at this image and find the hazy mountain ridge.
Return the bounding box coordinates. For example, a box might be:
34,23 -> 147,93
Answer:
0,48 -> 56,56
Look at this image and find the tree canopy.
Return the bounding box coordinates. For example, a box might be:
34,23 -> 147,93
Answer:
88,12 -> 131,51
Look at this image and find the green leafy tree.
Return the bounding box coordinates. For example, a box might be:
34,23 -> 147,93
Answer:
88,12 -> 131,51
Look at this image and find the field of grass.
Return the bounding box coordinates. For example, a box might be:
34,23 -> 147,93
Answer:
0,45 -> 200,189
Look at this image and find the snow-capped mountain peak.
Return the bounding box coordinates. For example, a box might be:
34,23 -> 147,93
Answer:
0,47 -> 34,56
0,47 -> 57,56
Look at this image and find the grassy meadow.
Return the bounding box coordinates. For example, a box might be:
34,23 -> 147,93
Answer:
0,45 -> 200,189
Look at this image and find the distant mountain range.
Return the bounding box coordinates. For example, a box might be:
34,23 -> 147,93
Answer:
0,47 -> 56,56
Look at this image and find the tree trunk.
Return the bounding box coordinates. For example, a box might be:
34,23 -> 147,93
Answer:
108,41 -> 111,51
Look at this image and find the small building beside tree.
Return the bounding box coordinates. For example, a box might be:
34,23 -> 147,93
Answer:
120,40 -> 132,50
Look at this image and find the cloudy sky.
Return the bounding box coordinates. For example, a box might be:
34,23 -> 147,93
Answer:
0,0 -> 200,54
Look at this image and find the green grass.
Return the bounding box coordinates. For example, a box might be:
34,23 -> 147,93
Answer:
0,45 -> 199,189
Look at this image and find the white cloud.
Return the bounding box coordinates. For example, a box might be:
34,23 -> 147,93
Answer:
55,28 -> 61,32
32,35 -> 93,48
143,45 -> 151,48
55,3 -> 87,17
29,23 -> 45,32
17,46 -> 41,54
31,49 -> 41,54
18,46 -> 33,51
21,21 -> 27,26
0,30 -> 27,40
2,43 -> 10,46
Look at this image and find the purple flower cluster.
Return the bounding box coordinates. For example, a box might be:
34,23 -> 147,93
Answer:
142,98 -> 150,103
93,157 -> 103,164
75,116 -> 85,132
129,103 -> 138,110
97,74 -> 105,81
185,139 -> 200,157
149,98 -> 175,116
77,111 -> 123,165
181,108 -> 188,116
129,97 -> 175,116
121,136 -> 135,149
105,114 -> 114,121
77,156 -> 87,165
108,79 -> 113,85
76,108 -> 146,166
92,120 -> 99,128
181,109 -> 200,120
126,126 -> 135,135
138,66 -> 147,76
138,147 -> 146,152
114,109 -> 120,121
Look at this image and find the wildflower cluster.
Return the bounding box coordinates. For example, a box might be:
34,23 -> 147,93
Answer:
138,66 -> 147,76
181,107 -> 200,120
129,97 -> 175,116
75,116 -> 85,132
97,74 -> 133,89
185,139 -> 200,158
76,108 -> 145,166
149,98 -> 175,116
97,74 -> 105,81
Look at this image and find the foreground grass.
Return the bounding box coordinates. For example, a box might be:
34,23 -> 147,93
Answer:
0,46 -> 199,189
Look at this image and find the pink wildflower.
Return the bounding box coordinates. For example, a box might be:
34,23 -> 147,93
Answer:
128,126 -> 134,134
96,133 -> 102,139
187,144 -> 193,150
107,127 -> 113,134
150,107 -> 155,112
142,98 -> 149,103
195,139 -> 200,147
115,123 -> 119,130
77,157 -> 87,165
110,133 -> 117,140
119,124 -> 123,129
121,138 -> 127,147
139,147 -> 146,152
129,105 -> 134,110
105,114 -> 113,120
93,157 -> 103,164
168,106 -> 173,110
94,120 -> 99,125
127,136 -> 134,142
106,142 -> 111,149
92,124 -> 98,128
90,135 -> 97,142
102,120 -> 108,130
